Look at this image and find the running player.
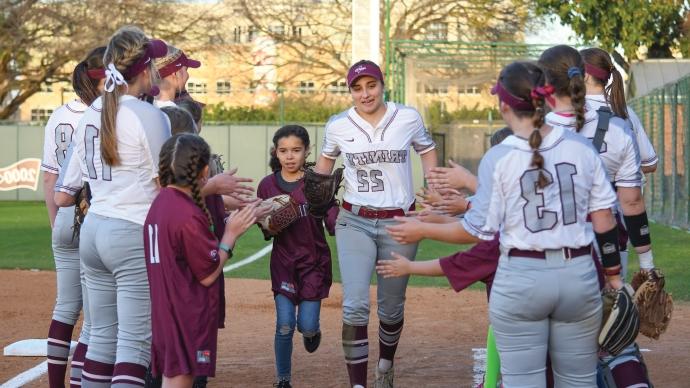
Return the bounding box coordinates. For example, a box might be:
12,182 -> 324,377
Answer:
384,61 -> 624,387
314,60 -> 437,388
41,46 -> 105,388
257,125 -> 337,388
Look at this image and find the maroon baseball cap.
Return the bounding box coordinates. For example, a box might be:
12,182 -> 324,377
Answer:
347,60 -> 384,87
123,39 -> 168,80
157,46 -> 202,78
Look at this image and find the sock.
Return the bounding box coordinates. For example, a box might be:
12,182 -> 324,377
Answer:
47,319 -> 75,388
112,362 -> 148,387
82,358 -> 114,388
70,342 -> 88,387
343,323 -> 368,387
378,319 -> 404,370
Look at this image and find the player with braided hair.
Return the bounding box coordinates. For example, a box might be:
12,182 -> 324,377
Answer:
42,45 -> 105,388
145,134 -> 257,388
385,60 -> 624,387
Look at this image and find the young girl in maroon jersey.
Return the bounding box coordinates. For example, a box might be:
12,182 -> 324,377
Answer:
257,125 -> 338,388
145,133 -> 257,388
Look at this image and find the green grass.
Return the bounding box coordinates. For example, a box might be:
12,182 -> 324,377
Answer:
2,201 -> 689,300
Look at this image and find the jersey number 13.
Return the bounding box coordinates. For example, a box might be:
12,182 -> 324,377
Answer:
520,163 -> 577,233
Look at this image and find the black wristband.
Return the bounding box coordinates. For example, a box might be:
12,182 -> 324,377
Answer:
595,226 -> 621,268
623,212 -> 651,247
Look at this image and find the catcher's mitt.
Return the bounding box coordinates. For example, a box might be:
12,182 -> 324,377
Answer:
209,153 -> 225,177
303,165 -> 343,217
599,284 -> 640,355
72,182 -> 92,241
630,269 -> 673,340
257,194 -> 300,236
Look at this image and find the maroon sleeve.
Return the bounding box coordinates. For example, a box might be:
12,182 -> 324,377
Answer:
439,233 -> 500,293
324,203 -> 339,236
179,212 -> 221,282
257,176 -> 271,200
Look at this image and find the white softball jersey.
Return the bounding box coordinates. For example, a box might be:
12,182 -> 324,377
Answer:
68,96 -> 171,225
41,100 -> 87,175
586,94 -> 658,167
546,110 -> 642,188
321,102 -> 435,209
462,126 -> 617,250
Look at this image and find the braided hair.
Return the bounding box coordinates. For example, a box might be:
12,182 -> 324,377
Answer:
496,61 -> 549,188
538,45 -> 587,132
158,133 -> 213,228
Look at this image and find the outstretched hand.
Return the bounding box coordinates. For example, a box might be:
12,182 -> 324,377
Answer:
206,167 -> 255,197
226,203 -> 258,237
426,159 -> 476,191
386,216 -> 425,244
376,252 -> 412,278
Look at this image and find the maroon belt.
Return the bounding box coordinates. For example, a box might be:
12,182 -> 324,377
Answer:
508,245 -> 592,260
342,201 -> 414,219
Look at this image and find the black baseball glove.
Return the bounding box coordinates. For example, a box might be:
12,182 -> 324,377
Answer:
599,284 -> 640,355
302,165 -> 343,217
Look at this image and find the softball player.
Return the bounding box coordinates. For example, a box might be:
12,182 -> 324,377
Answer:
58,26 -> 170,387
258,125 -> 337,388
314,60 -> 437,388
153,44 -> 200,108
385,61 -> 625,387
42,46 -> 105,388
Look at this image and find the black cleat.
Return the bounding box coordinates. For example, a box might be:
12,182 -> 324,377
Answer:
192,376 -> 208,388
274,380 -> 292,388
303,331 -> 321,353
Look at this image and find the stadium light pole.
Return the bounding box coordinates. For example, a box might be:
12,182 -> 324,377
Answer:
384,0 -> 391,99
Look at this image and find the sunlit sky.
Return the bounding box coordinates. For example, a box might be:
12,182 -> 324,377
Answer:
524,16 -> 579,46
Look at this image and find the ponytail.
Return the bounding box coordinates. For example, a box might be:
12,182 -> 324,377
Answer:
73,46 -> 106,106
539,45 -> 587,132
581,47 -> 628,119
607,67 -> 628,119
569,71 -> 586,132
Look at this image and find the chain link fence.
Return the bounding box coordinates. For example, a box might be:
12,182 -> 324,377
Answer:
629,76 -> 690,230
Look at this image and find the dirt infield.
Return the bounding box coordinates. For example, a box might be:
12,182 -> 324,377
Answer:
1,269 -> 689,387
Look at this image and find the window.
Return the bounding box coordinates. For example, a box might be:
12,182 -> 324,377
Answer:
233,27 -> 242,43
459,85 -> 480,95
425,22 -> 448,41
187,81 -> 207,94
31,108 -> 53,122
40,83 -> 53,93
299,81 -> 315,94
425,84 -> 448,95
216,81 -> 231,95
269,24 -> 285,36
329,81 -> 348,94
292,26 -> 302,38
247,26 -> 257,42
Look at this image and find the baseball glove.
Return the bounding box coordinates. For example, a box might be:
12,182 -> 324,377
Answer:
630,269 -> 673,340
209,153 -> 225,177
599,284 -> 640,355
257,194 -> 300,236
72,182 -> 92,241
303,165 -> 343,217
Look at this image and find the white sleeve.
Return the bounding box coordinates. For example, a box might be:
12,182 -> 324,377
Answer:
614,130 -> 643,188
41,116 -> 59,175
321,117 -> 341,159
461,148 -> 505,240
140,111 -> 171,179
588,151 -> 617,212
627,108 -> 657,167
55,143 -> 83,196
411,111 -> 435,154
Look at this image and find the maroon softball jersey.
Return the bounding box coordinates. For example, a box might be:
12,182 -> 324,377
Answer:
145,187 -> 223,378
257,172 -> 336,304
439,233 -> 500,299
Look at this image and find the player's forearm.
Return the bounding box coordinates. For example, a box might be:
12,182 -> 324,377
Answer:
408,259 -> 444,276
420,149 -> 438,177
421,221 -> 480,244
200,236 -> 237,287
315,155 -> 335,174
43,172 -> 59,228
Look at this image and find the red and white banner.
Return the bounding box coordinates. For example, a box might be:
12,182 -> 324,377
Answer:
0,158 -> 41,191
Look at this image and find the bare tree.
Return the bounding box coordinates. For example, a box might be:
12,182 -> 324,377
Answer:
224,0 -> 529,89
0,0 -> 226,120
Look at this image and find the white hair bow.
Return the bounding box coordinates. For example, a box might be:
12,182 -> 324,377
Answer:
104,63 -> 127,93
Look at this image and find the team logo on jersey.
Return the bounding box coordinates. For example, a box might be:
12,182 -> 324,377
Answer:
210,249 -> 219,261
196,350 -> 211,363
0,158 -> 41,191
345,149 -> 407,166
